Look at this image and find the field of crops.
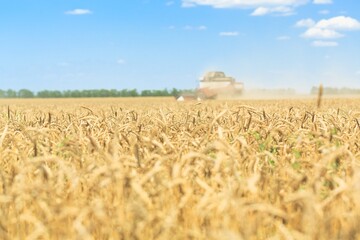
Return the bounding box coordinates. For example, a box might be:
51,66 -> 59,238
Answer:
1,97 -> 360,240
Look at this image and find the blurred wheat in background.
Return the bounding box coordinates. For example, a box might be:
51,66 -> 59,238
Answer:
1,97 -> 360,240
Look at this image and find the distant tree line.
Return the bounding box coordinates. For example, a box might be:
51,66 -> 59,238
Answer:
0,88 -> 195,98
311,87 -> 360,95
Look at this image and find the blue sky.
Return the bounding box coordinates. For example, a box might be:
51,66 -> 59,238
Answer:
0,0 -> 360,93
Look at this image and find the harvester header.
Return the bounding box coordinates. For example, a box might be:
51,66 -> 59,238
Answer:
197,71 -> 243,99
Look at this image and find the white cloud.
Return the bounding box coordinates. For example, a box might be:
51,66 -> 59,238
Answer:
251,7 -> 270,16
295,18 -> 315,27
299,16 -> 360,40
182,0 -> 309,8
184,25 -> 207,30
182,2 -> 196,7
315,16 -> 360,31
117,59 -> 126,65
302,28 -> 343,39
251,6 -> 294,16
198,25 -> 207,30
219,31 -> 239,36
356,70 -> 360,75
65,9 -> 92,15
277,35 -> 291,40
318,10 -> 329,15
166,1 -> 175,6
312,40 -> 338,47
181,0 -> 307,15
313,0 -> 332,4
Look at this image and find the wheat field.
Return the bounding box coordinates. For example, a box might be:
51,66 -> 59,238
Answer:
1,97 -> 360,240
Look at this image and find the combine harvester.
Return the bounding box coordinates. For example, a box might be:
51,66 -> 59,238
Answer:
177,71 -> 244,101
